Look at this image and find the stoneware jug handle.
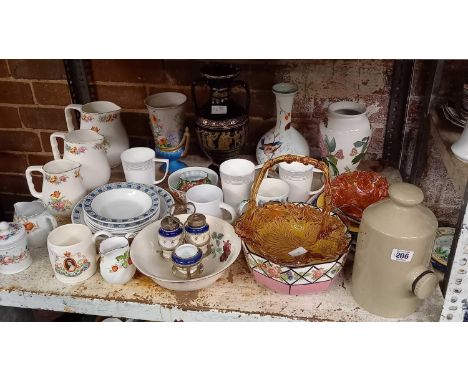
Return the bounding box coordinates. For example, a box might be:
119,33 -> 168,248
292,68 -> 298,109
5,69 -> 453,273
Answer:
50,131 -> 67,160
65,104 -> 83,131
153,158 -> 170,185
220,202 -> 237,223
25,166 -> 44,199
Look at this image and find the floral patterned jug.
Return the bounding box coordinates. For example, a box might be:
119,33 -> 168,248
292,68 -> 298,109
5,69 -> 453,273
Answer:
65,101 -> 129,168
25,159 -> 87,217
50,129 -> 111,191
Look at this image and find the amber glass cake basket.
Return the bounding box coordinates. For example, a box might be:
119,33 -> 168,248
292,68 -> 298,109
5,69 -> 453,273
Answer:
235,155 -> 351,270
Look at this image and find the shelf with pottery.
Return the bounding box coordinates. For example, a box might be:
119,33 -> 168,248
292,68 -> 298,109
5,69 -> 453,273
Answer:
430,110 -> 468,197
0,156 -> 443,321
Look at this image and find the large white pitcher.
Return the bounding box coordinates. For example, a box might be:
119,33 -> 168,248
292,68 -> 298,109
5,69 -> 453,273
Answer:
50,130 -> 111,191
25,159 -> 86,217
65,101 -> 129,168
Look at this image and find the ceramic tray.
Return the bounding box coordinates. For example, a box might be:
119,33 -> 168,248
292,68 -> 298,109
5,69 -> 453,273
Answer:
130,214 -> 241,291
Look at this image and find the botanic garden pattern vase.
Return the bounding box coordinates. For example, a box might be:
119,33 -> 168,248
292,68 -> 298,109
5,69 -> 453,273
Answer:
25,159 -> 87,217
319,101 -> 371,176
192,63 -> 250,166
256,83 -> 309,165
65,101 -> 129,168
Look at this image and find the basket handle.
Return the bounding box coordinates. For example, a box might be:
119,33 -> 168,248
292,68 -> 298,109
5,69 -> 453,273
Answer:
247,155 -> 332,214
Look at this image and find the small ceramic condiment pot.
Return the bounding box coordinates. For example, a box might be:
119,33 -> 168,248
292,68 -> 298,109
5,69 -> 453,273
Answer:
184,205 -> 210,254
93,231 -> 136,285
120,147 -> 169,185
171,244 -> 204,279
0,221 -> 32,275
278,161 -> 324,203
219,158 -> 261,209
158,211 -> 184,260
186,184 -> 237,223
47,224 -> 99,284
13,200 -> 57,249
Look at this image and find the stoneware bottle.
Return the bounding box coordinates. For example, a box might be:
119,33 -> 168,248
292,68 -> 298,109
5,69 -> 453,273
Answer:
319,101 -> 371,176
65,101 -> 129,168
351,182 -> 439,318
256,83 -> 309,165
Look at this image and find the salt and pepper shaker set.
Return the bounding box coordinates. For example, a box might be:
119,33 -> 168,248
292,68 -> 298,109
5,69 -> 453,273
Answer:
157,203 -> 210,279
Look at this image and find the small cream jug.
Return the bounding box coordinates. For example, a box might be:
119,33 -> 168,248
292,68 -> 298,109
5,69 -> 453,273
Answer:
50,129 -> 111,191
352,183 -> 439,318
26,159 -> 87,217
94,231 -> 136,285
65,101 -> 129,168
13,200 -> 57,249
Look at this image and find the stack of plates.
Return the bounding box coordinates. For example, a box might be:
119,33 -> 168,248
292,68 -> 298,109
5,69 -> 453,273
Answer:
72,182 -> 175,236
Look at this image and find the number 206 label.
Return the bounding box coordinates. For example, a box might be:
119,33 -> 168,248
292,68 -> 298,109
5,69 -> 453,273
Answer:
390,249 -> 414,263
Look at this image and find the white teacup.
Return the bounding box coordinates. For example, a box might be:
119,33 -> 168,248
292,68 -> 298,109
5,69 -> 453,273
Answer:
121,147 -> 169,185
186,184 -> 237,223
47,224 -> 99,284
220,158 -> 261,208
238,178 -> 289,214
279,161 -> 324,203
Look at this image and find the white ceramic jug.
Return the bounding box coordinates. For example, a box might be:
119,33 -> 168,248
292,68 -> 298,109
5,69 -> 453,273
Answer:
26,159 -> 87,217
13,200 -> 57,249
94,231 -> 136,285
319,101 -> 372,176
50,129 -> 111,191
65,101 -> 129,168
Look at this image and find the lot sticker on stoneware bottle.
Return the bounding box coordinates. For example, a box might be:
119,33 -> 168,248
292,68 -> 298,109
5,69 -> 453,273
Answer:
390,249 -> 414,263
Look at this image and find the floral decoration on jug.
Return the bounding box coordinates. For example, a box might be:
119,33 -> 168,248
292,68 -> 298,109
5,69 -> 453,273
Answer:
45,174 -> 68,185
65,144 -> 87,155
48,191 -> 72,213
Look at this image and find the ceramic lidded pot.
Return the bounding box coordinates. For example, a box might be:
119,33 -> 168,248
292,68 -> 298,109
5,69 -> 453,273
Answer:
13,200 -> 57,249
352,183 -> 439,318
192,63 -> 250,166
319,101 -> 371,176
256,83 -> 309,165
0,221 -> 32,275
185,211 -> 210,254
65,101 -> 129,168
158,212 -> 184,260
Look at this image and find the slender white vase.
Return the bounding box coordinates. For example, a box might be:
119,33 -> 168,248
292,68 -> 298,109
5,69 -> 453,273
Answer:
319,101 -> 371,177
256,83 -> 309,165
451,120 -> 468,162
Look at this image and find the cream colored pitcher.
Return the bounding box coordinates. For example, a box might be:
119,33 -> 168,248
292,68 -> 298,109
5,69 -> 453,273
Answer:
25,159 -> 86,217
65,101 -> 129,168
50,129 -> 111,191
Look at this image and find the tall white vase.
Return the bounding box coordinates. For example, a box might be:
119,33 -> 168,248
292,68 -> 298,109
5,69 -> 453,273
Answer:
256,83 -> 309,165
451,120 -> 468,162
319,101 -> 371,177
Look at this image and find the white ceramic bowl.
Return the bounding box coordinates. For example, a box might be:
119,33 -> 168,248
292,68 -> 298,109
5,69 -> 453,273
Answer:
168,167 -> 219,203
130,214 -> 240,291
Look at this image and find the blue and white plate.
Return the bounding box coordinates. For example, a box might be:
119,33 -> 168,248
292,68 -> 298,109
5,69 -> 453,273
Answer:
73,186 -> 175,233
83,182 -> 160,224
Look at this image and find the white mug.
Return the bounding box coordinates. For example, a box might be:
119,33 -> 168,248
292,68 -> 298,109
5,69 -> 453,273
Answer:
238,178 -> 289,214
121,147 -> 169,185
186,184 -> 237,223
220,158 -> 261,208
47,224 -> 100,284
279,161 -> 324,203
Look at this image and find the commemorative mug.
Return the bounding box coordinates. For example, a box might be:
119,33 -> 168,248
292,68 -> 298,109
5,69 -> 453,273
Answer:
121,147 -> 169,185
186,184 -> 237,223
278,161 -> 324,203
47,224 -> 100,284
219,158 -> 261,208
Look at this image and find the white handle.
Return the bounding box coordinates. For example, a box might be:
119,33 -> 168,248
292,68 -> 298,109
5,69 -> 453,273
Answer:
50,132 -> 66,160
153,158 -> 170,185
219,202 -> 237,223
25,166 -> 44,199
65,104 -> 83,131
44,215 -> 58,230
92,230 -> 113,244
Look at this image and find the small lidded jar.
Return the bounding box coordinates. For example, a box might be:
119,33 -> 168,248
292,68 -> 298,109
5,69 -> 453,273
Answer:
158,211 -> 184,260
0,221 -> 32,275
171,244 -> 204,279
185,208 -> 210,254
